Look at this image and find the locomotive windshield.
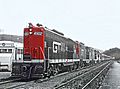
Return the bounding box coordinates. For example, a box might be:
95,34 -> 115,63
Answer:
24,32 -> 29,36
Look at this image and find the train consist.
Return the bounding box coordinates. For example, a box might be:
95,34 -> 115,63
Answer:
11,23 -> 112,79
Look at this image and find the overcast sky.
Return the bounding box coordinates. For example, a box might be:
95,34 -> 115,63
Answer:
0,0 -> 120,50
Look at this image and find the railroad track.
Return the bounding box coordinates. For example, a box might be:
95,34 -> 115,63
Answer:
0,77 -> 40,89
0,72 -> 72,89
0,71 -> 69,89
81,61 -> 113,89
0,77 -> 23,89
0,78 -> 21,85
0,61 -> 111,89
13,61 -> 109,89
54,61 -> 112,89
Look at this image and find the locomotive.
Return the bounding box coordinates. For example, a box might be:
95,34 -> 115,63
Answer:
11,23 -> 106,79
0,41 -> 23,72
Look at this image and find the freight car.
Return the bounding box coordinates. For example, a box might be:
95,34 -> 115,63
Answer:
11,23 -> 107,79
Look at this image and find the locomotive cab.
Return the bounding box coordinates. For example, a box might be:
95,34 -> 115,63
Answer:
24,23 -> 45,61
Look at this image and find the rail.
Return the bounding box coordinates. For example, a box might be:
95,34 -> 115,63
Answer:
54,61 -> 111,89
0,78 -> 21,85
82,61 -> 112,89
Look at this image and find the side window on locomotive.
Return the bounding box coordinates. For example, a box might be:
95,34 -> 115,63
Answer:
24,32 -> 29,36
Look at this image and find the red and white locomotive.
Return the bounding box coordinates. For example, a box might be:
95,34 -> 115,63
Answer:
12,23 -> 83,78
12,23 -> 109,79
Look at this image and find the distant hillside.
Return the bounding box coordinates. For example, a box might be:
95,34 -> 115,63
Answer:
0,34 -> 23,43
103,47 -> 120,59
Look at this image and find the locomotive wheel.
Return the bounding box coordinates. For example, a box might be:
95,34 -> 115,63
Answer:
53,67 -> 59,76
51,66 -> 59,76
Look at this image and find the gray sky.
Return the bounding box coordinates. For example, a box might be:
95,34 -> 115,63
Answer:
0,0 -> 120,50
